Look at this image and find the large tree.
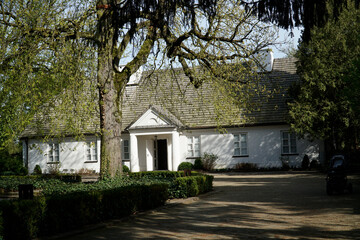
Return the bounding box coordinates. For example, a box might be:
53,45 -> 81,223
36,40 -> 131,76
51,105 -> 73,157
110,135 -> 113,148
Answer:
243,0 -> 360,41
288,3 -> 360,152
1,0 -> 277,177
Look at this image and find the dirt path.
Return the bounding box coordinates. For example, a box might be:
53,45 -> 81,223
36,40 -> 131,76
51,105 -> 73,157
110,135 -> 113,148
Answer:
52,172 -> 360,240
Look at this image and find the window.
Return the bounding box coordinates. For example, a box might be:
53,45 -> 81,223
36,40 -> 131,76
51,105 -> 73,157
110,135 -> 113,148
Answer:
187,136 -> 200,157
123,140 -> 130,160
234,133 -> 248,156
48,143 -> 60,162
282,132 -> 297,154
86,141 -> 98,162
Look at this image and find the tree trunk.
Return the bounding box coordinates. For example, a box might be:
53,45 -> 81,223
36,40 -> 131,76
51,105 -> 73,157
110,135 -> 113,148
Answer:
97,1 -> 122,178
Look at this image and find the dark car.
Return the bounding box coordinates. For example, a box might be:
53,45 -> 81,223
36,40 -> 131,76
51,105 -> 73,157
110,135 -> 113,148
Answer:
326,154 -> 353,195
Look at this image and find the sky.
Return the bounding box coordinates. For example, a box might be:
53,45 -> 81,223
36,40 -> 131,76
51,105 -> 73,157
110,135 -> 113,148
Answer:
272,27 -> 303,58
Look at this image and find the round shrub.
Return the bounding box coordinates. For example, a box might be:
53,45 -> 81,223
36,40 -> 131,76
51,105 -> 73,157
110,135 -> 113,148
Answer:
193,158 -> 203,170
19,166 -> 29,176
177,162 -> 194,171
302,155 -> 310,170
33,165 -> 42,175
123,165 -> 130,173
310,160 -> 319,170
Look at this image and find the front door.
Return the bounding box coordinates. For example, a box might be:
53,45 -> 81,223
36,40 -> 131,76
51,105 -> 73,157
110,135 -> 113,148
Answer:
157,139 -> 168,170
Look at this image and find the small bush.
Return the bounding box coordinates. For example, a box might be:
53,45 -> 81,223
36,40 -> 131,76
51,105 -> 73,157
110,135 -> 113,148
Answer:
47,163 -> 61,175
123,165 -> 130,173
169,175 -> 213,198
33,165 -> 42,175
177,162 -> 194,171
310,159 -> 319,170
234,162 -> 258,171
280,156 -> 290,170
76,168 -> 95,175
302,155 -> 310,170
193,158 -> 204,170
202,152 -> 218,171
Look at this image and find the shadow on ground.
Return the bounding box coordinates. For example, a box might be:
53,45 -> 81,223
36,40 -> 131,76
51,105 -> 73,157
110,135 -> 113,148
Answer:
55,172 -> 360,240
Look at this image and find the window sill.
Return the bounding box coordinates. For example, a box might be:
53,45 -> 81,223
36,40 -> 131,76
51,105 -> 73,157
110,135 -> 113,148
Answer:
47,162 -> 60,164
84,161 -> 98,163
233,155 -> 249,158
122,159 -> 130,162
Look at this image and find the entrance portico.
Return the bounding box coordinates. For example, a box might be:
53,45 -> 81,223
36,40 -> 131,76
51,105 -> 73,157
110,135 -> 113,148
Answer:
127,106 -> 182,172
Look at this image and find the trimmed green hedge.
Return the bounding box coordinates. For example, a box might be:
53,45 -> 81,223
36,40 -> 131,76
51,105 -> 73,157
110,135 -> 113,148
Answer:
129,171 -> 185,179
129,171 -> 213,199
0,183 -> 168,239
169,175 -> 213,198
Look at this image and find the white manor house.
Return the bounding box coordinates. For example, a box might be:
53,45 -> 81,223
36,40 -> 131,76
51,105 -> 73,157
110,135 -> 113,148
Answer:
21,53 -> 324,173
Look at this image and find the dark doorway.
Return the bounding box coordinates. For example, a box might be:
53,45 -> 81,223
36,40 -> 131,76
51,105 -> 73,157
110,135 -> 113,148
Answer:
157,139 -> 168,170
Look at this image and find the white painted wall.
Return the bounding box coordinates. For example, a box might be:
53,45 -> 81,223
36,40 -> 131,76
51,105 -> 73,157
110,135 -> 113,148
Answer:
178,125 -> 324,169
24,125 -> 324,173
26,136 -> 101,174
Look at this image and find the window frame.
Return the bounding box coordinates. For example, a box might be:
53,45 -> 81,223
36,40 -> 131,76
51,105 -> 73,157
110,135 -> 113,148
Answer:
281,131 -> 297,155
233,133 -> 249,157
122,139 -> 130,160
85,141 -> 98,162
187,136 -> 201,158
48,143 -> 60,163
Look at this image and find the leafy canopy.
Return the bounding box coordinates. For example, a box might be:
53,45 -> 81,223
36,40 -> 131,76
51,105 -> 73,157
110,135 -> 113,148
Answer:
288,3 -> 360,150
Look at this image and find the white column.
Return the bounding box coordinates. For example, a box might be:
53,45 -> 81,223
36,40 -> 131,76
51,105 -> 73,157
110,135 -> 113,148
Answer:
172,131 -> 180,171
145,140 -> 154,171
130,134 -> 140,172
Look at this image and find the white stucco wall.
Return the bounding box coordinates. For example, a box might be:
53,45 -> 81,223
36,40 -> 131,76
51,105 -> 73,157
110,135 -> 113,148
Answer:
178,125 -> 324,169
26,136 -> 101,174
24,125 -> 324,173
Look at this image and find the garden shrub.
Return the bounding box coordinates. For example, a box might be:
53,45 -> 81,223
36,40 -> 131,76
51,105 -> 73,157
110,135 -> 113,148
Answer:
177,162 -> 194,171
0,183 -> 168,239
123,165 -> 130,173
33,165 -> 42,175
0,197 -> 46,240
193,158 -> 204,170
302,155 -> 310,170
310,159 -> 319,170
202,152 -> 218,171
169,175 -> 213,198
129,171 -> 184,180
234,162 -> 258,171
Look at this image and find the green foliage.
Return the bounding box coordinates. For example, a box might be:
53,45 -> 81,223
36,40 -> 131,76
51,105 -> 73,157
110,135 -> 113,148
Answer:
129,171 -> 184,180
33,165 -> 42,175
193,158 -> 204,170
234,162 -> 258,171
122,165 -> 130,173
0,171 -> 213,238
169,175 -> 214,199
201,152 -> 218,171
177,162 -> 194,171
0,183 -> 168,239
0,197 -> 46,240
0,147 -> 25,176
290,4 -> 360,151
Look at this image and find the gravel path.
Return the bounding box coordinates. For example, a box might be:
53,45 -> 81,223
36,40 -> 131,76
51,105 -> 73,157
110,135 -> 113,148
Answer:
52,172 -> 360,240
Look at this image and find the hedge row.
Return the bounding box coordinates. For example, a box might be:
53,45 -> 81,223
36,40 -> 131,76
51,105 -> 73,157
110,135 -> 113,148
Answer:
0,183 -> 168,240
169,175 -> 214,198
128,171 -> 213,198
129,171 -> 186,179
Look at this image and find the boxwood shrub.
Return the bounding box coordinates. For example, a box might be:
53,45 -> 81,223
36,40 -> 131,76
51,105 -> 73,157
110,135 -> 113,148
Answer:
169,175 -> 213,199
0,183 -> 168,239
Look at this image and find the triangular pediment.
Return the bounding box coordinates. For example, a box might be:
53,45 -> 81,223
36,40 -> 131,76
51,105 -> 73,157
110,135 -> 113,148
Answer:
127,106 -> 182,130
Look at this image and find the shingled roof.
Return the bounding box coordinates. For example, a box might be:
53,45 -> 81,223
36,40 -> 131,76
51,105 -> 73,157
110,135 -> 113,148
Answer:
21,57 -> 299,138
121,57 -> 299,130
